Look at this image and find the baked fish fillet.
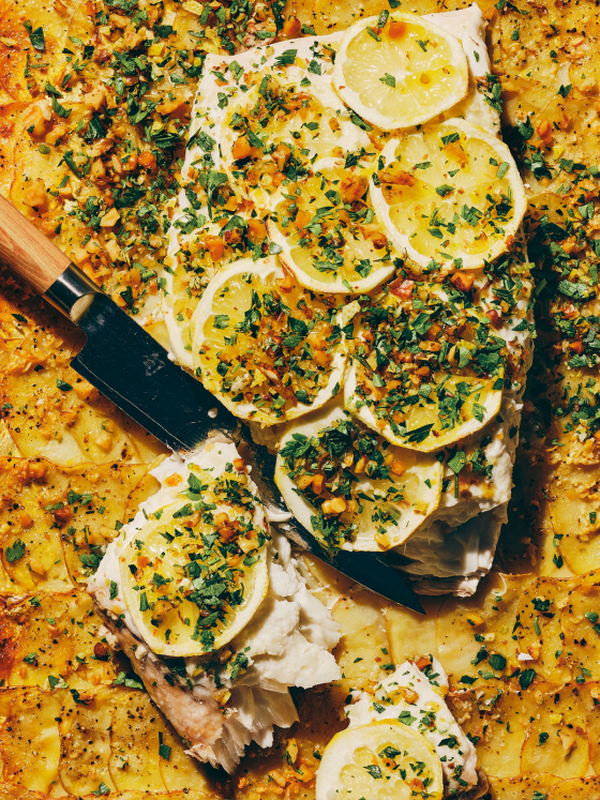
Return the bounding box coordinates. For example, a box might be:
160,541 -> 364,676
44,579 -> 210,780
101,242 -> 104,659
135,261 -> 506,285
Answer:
89,442 -> 340,772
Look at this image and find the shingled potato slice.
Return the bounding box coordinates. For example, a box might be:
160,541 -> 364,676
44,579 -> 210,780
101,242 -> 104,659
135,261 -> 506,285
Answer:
0,460 -> 71,595
58,462 -> 150,586
63,591 -> 119,688
520,683 -> 595,778
0,689 -> 62,793
330,588 -> 390,702
436,573 -> 531,684
384,597 -> 442,665
0,458 -> 149,592
547,460 -> 600,575
158,723 -> 213,793
58,687 -> 116,796
5,593 -> 76,689
513,576 -> 572,685
447,684 -> 528,778
123,470 -> 162,526
109,689 -> 167,792
559,572 -> 600,682
488,775 -> 573,800
0,329 -> 146,466
0,0 -> 82,105
559,526 -> 600,578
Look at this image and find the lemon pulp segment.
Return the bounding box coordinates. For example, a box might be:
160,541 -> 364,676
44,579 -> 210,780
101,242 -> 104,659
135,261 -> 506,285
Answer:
315,719 -> 444,800
370,119 -> 527,270
331,12 -> 469,131
191,258 -> 347,424
267,160 -> 396,294
119,467 -> 270,657
344,279 -> 505,451
275,402 -> 442,551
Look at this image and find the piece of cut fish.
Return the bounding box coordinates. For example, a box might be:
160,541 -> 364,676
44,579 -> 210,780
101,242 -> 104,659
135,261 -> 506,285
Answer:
89,445 -> 340,773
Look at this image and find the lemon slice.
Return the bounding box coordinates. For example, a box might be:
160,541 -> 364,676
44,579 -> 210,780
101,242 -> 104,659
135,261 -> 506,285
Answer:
331,12 -> 469,131
345,363 -> 502,452
267,158 -> 396,294
190,257 -> 347,425
120,490 -> 269,658
161,243 -> 225,369
275,401 -> 442,551
315,720 -> 444,800
370,118 -> 527,270
219,76 -> 369,204
344,283 -> 505,451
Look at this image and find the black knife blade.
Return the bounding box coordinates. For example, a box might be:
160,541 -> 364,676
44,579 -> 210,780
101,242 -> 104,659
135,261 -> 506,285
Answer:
62,271 -> 424,613
0,223 -> 423,615
72,290 -> 239,452
237,435 -> 425,612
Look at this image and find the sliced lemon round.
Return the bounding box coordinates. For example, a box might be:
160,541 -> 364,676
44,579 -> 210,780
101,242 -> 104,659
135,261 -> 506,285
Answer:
331,12 -> 469,131
275,401 -> 442,551
343,281 -> 505,451
161,241 -> 226,370
315,720 -> 444,800
345,363 -> 502,452
267,158 -> 396,294
219,75 -> 370,205
190,257 -> 347,425
370,118 -> 527,270
120,490 -> 269,658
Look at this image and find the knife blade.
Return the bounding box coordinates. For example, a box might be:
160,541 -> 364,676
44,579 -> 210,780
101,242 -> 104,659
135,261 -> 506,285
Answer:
0,193 -> 424,613
70,272 -> 423,613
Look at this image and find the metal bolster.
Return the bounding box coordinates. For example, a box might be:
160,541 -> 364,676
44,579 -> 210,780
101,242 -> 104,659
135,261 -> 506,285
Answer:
44,263 -> 100,323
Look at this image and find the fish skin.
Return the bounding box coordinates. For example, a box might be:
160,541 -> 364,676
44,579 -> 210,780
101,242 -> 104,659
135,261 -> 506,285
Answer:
97,610 -> 226,761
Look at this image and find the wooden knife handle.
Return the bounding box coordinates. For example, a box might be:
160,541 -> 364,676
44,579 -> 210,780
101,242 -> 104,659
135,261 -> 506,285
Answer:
0,192 -> 71,294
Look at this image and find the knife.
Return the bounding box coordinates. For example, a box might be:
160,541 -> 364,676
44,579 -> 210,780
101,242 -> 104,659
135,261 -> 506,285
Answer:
0,193 -> 424,614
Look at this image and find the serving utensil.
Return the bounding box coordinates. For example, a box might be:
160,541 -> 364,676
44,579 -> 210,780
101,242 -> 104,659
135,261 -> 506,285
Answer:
0,193 -> 424,613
